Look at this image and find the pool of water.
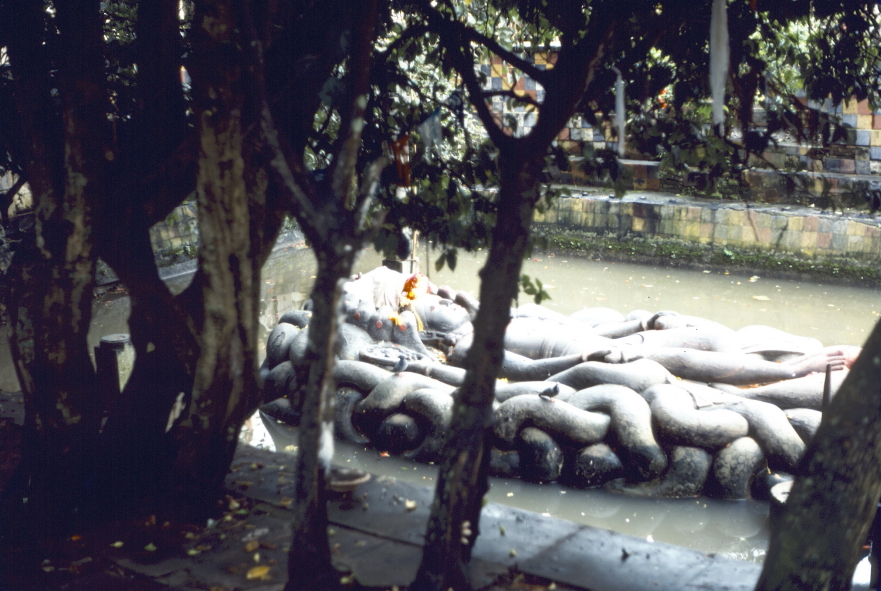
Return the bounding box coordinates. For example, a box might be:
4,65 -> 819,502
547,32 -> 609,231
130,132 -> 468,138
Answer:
426,249 -> 878,348
251,244 -> 879,561
2,242 -> 879,562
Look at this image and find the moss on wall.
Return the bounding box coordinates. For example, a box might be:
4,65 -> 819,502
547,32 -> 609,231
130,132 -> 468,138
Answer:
542,228 -> 881,287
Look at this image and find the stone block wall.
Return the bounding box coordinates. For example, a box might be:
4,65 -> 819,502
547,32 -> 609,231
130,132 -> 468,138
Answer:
620,160 -> 660,191
480,50 -> 621,153
535,195 -> 881,262
743,168 -> 881,206
748,99 -> 881,176
826,98 -> 881,175
741,98 -> 881,204
149,202 -> 199,264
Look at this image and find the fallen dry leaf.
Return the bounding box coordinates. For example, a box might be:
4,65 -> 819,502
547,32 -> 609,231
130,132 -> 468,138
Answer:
246,565 -> 271,580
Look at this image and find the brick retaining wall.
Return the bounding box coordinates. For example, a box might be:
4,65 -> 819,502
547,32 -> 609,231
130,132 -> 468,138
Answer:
147,192 -> 880,271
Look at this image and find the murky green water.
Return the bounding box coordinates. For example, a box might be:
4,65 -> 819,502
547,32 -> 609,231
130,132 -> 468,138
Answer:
250,244 -> 879,562
261,416 -> 770,562
426,249 -> 878,348
2,242 -> 879,562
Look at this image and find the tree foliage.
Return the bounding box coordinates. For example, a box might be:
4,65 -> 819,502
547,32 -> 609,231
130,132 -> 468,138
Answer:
0,1 -> 880,590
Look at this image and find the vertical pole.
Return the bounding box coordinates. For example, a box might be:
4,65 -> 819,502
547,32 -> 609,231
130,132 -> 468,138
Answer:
95,333 -> 135,415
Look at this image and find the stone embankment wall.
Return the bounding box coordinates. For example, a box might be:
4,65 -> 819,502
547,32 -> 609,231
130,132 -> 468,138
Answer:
145,191 -> 880,285
149,201 -> 199,266
147,202 -> 304,272
486,49 -> 881,170
536,192 -> 881,281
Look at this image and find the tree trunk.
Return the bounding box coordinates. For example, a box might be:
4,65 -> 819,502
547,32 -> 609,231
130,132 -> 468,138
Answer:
0,0 -> 108,547
412,153 -> 544,591
285,249 -> 358,590
157,0 -> 278,519
95,0 -> 287,521
95,193 -> 200,519
409,7 -> 620,584
755,318 -> 881,591
259,2 -> 382,583
97,294 -> 196,518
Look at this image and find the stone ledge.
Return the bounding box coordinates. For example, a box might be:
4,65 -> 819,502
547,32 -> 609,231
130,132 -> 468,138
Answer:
544,191 -> 881,266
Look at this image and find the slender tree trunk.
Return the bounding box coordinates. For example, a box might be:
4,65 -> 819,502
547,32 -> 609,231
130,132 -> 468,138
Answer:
413,153 -> 544,591
272,2 -> 382,583
409,6 -> 619,584
96,196 -> 200,519
97,295 -> 195,518
286,250 -> 357,590
755,319 -> 881,591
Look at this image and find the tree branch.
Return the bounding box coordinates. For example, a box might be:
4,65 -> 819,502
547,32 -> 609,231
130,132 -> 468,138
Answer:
131,0 -> 187,169
422,2 -> 514,152
352,155 -> 390,241
481,89 -> 541,108
99,130 -> 197,288
4,0 -> 63,213
234,0 -> 322,239
423,1 -> 550,90
0,175 -> 27,226
522,6 -> 619,153
328,0 -> 381,215
375,23 -> 431,62
461,25 -> 551,88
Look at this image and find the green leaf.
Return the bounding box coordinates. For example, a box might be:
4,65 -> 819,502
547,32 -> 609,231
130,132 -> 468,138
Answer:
520,274 -> 550,304
447,248 -> 457,271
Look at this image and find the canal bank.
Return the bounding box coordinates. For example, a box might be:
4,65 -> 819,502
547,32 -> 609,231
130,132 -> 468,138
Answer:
535,188 -> 881,287
139,188 -> 881,289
